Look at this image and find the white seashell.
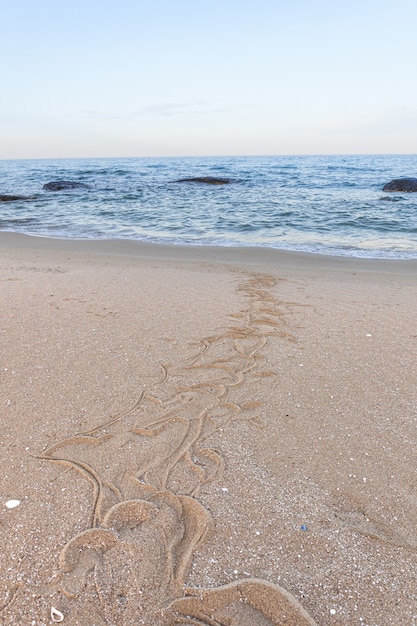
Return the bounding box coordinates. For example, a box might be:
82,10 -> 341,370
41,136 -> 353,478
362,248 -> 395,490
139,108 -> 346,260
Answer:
51,607 -> 64,622
5,500 -> 21,509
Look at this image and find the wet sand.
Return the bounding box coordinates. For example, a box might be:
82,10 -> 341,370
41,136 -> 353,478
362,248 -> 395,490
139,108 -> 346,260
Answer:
1,232 -> 416,625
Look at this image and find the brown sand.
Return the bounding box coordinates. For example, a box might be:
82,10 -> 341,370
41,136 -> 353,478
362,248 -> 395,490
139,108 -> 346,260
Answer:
1,232 -> 416,625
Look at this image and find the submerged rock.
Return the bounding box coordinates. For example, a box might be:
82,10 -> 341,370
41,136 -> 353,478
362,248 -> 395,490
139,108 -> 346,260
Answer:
43,180 -> 90,191
173,177 -> 233,185
0,194 -> 33,202
382,178 -> 417,192
380,195 -> 402,202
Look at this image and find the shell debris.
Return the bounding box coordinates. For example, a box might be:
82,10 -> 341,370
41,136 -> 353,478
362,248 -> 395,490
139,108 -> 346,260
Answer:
5,500 -> 21,509
51,607 -> 64,622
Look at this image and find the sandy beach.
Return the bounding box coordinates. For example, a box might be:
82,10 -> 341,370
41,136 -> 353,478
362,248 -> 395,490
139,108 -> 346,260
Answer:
1,232 -> 416,625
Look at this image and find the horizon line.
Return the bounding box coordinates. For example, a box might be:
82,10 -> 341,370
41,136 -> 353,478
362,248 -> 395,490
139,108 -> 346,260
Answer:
1,151 -> 417,162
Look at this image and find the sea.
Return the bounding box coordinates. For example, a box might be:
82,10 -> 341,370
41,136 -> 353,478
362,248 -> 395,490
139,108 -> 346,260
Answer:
1,154 -> 417,259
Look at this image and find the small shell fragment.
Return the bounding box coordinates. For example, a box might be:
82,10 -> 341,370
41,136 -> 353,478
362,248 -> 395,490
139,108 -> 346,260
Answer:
51,607 -> 64,622
5,500 -> 21,509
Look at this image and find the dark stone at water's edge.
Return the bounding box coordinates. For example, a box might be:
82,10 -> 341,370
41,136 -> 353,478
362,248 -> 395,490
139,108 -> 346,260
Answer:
43,180 -> 90,191
382,177 -> 417,192
173,177 -> 233,185
0,194 -> 33,202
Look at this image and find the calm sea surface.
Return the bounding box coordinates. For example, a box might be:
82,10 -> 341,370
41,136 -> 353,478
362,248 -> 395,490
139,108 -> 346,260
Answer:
1,155 -> 417,258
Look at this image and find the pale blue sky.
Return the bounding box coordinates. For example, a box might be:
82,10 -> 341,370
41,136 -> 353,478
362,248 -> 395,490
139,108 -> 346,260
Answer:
2,0 -> 416,159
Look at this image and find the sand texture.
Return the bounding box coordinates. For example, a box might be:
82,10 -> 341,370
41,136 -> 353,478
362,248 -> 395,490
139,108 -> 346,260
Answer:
1,234 -> 417,625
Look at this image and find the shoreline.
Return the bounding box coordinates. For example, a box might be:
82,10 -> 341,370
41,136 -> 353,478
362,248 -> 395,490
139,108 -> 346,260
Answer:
2,231 -> 417,275
1,230 -> 416,624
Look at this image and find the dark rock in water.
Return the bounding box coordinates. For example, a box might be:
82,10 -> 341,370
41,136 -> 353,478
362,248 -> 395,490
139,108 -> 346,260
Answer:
380,195 -> 401,202
382,178 -> 417,192
43,180 -> 90,191
174,177 -> 233,185
0,194 -> 33,202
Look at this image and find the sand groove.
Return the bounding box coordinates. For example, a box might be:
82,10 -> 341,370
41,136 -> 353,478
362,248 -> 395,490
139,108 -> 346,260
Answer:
331,492 -> 417,550
28,272 -> 317,625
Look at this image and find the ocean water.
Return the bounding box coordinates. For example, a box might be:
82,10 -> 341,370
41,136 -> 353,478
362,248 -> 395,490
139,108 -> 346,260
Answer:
1,154 -> 417,259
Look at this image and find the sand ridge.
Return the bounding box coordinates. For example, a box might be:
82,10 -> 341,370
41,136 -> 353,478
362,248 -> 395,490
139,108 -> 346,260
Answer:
28,271 -> 316,625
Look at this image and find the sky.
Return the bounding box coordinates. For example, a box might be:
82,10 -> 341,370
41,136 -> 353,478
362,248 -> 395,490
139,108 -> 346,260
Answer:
1,0 -> 417,159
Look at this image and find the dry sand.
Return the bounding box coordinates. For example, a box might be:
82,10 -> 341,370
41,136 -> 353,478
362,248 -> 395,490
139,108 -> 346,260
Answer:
1,232 -> 416,625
